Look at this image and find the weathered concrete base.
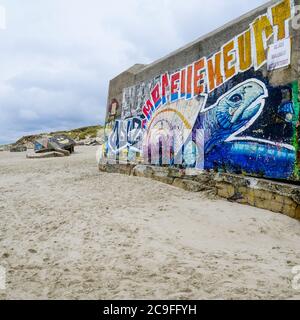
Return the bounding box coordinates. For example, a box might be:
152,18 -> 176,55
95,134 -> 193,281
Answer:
35,148 -> 71,157
98,163 -> 135,175
98,163 -> 215,193
26,151 -> 69,159
98,162 -> 300,221
215,173 -> 300,220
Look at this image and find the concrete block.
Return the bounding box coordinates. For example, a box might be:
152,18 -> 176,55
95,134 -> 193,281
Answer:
253,189 -> 269,200
151,166 -> 169,175
216,183 -> 235,198
282,203 -> 297,218
246,190 -> 256,206
234,197 -> 248,204
168,168 -> 186,178
274,194 -> 286,204
295,206 -> 300,220
173,178 -> 204,192
153,176 -> 174,185
291,190 -> 300,205
118,164 -> 134,175
283,197 -> 297,206
260,190 -> 274,201
255,198 -> 270,211
26,151 -> 66,159
105,164 -> 119,174
194,173 -> 214,184
269,201 -> 284,213
98,164 -> 107,172
237,187 -> 247,194
132,165 -> 153,178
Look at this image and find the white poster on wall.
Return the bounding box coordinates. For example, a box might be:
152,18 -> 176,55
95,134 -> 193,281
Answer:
267,38 -> 291,71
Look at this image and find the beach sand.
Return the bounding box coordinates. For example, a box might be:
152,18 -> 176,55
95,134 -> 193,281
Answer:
0,146 -> 300,300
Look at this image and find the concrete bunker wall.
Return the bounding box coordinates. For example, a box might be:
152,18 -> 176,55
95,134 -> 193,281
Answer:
104,0 -> 300,183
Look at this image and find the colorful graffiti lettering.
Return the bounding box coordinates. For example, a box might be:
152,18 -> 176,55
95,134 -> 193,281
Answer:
139,0 -> 292,123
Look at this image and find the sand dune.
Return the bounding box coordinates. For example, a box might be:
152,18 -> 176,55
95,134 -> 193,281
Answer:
0,146 -> 300,299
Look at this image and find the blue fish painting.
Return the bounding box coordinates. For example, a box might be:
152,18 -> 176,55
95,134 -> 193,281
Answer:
192,79 -> 296,179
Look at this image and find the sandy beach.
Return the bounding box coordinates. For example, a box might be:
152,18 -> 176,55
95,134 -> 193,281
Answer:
0,146 -> 300,299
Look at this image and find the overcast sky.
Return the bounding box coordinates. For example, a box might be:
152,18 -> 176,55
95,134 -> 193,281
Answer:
0,0 -> 268,144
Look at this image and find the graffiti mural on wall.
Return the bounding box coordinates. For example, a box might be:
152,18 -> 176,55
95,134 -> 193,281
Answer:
106,116 -> 144,161
143,96 -> 206,165
104,0 -> 300,180
122,76 -> 161,119
107,99 -> 120,122
193,73 -> 297,179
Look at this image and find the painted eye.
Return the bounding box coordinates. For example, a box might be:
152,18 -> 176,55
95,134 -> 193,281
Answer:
229,94 -> 242,103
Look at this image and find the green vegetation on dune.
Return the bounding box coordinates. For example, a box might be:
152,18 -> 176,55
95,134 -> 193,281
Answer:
11,125 -> 104,147
50,125 -> 103,140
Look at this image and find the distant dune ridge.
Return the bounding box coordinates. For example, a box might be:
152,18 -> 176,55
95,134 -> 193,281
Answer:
2,125 -> 105,151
